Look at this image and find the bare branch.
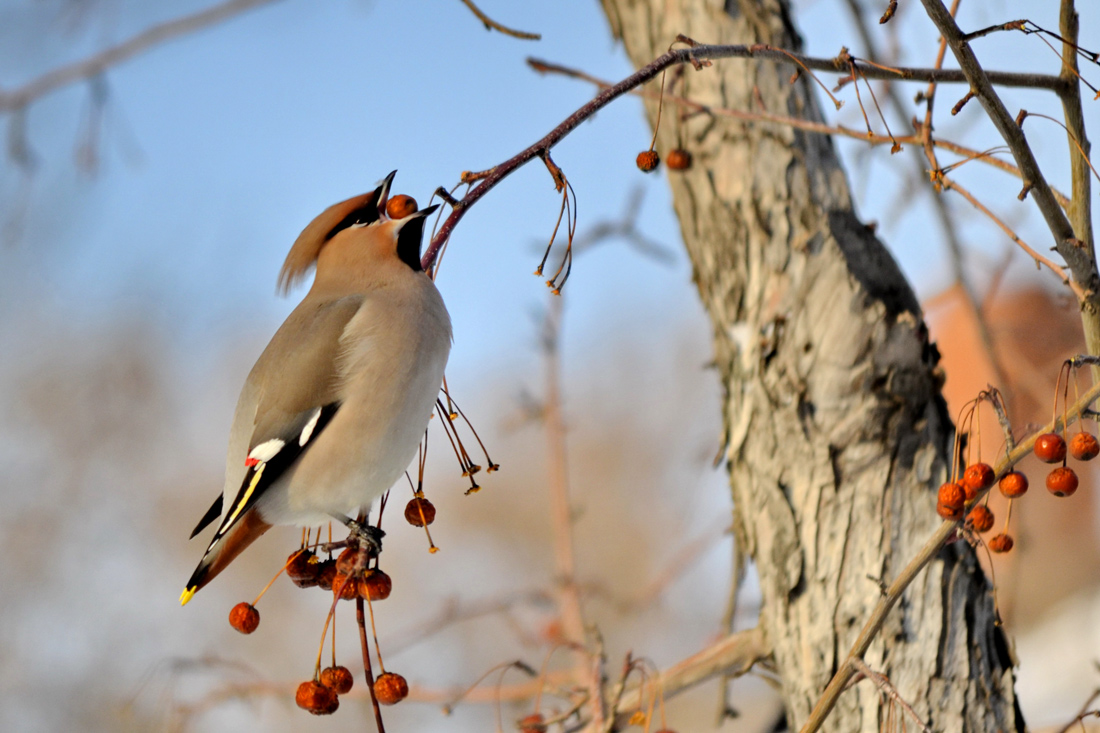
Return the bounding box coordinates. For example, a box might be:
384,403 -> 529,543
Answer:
458,0 -> 541,40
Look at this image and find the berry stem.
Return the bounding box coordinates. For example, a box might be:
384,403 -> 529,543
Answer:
356,597 -> 387,732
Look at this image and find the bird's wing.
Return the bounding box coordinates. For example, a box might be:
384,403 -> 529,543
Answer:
182,295 -> 362,603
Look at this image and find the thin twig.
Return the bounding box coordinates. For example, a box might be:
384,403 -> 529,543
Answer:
0,0 -> 282,113
457,0 -> 540,40
850,659 -> 931,732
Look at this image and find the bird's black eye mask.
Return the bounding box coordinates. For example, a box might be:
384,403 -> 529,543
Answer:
324,201 -> 381,241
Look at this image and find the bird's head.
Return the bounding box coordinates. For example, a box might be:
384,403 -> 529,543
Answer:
278,171 -> 439,294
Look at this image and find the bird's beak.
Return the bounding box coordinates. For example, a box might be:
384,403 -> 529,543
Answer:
394,204 -> 440,271
374,170 -> 397,219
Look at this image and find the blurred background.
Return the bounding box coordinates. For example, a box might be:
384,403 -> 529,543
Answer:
0,0 -> 1098,730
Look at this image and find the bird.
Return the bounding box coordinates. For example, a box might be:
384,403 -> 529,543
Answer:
181,171 -> 451,606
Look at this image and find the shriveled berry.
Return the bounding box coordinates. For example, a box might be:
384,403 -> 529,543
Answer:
296,679 -> 339,715
1034,432 -> 1067,463
359,569 -> 392,601
665,148 -> 692,170
316,559 -> 337,591
936,482 -> 965,519
961,463 -> 995,499
228,602 -> 259,634
1046,466 -> 1079,497
966,504 -> 994,533
636,150 -> 659,173
936,502 -> 963,520
404,497 -> 436,527
998,471 -> 1028,499
519,712 -> 546,733
374,672 -> 409,705
1070,431 -> 1100,461
320,665 -> 354,694
333,571 -> 358,600
988,533 -> 1014,553
386,194 -> 418,219
287,549 -> 320,588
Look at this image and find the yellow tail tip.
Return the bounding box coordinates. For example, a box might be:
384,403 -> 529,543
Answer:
180,587 -> 197,606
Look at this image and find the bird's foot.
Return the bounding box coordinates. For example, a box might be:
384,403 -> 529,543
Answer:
331,514 -> 385,561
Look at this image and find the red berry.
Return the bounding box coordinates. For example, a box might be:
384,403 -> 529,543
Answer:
1034,433 -> 1067,463
519,713 -> 546,733
287,549 -> 320,588
998,471 -> 1028,499
228,602 -> 259,634
359,569 -> 392,601
1070,431 -> 1100,461
404,497 -> 437,527
936,502 -> 962,520
315,559 -> 337,591
988,533 -> 1014,553
961,463 -> 995,499
374,672 -> 409,705
1046,466 -> 1079,497
320,665 -> 354,694
636,150 -> 659,172
296,679 -> 339,715
386,194 -> 418,219
665,148 -> 692,170
966,505 -> 994,533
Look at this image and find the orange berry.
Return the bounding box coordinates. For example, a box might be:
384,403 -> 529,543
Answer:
287,549 -> 320,588
228,602 -> 260,634
332,571 -> 358,600
665,148 -> 692,170
296,679 -> 339,715
374,672 -> 409,705
636,150 -> 659,172
1034,432 -> 1067,463
404,497 -> 437,527
1046,466 -> 1079,497
936,482 -> 965,519
359,569 -> 392,601
320,665 -> 354,695
386,194 -> 418,219
936,502 -> 963,520
336,547 -> 358,574
961,463 -> 995,498
988,533 -> 1014,553
998,471 -> 1028,499
966,504 -> 994,533
519,713 -> 546,733
1070,431 -> 1100,461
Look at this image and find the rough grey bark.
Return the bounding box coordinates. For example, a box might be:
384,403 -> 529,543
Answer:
597,1 -> 1023,730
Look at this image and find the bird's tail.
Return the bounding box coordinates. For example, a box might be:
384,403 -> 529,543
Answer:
180,508 -> 272,605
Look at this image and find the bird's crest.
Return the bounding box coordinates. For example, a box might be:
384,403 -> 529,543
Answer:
277,172 -> 396,294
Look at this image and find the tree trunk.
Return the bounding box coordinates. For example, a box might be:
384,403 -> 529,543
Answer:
598,1 -> 1023,730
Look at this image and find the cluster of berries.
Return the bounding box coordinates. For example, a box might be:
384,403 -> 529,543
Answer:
936,387 -> 1096,555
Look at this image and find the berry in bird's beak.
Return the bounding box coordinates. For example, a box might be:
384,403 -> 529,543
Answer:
386,194 -> 418,219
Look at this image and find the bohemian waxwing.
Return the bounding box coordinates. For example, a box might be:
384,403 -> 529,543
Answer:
181,171 -> 451,605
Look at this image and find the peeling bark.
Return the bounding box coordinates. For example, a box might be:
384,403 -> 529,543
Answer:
598,1 -> 1022,730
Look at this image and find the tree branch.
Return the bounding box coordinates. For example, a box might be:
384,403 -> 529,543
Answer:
421,40 -> 1068,271
918,0 -> 1095,302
